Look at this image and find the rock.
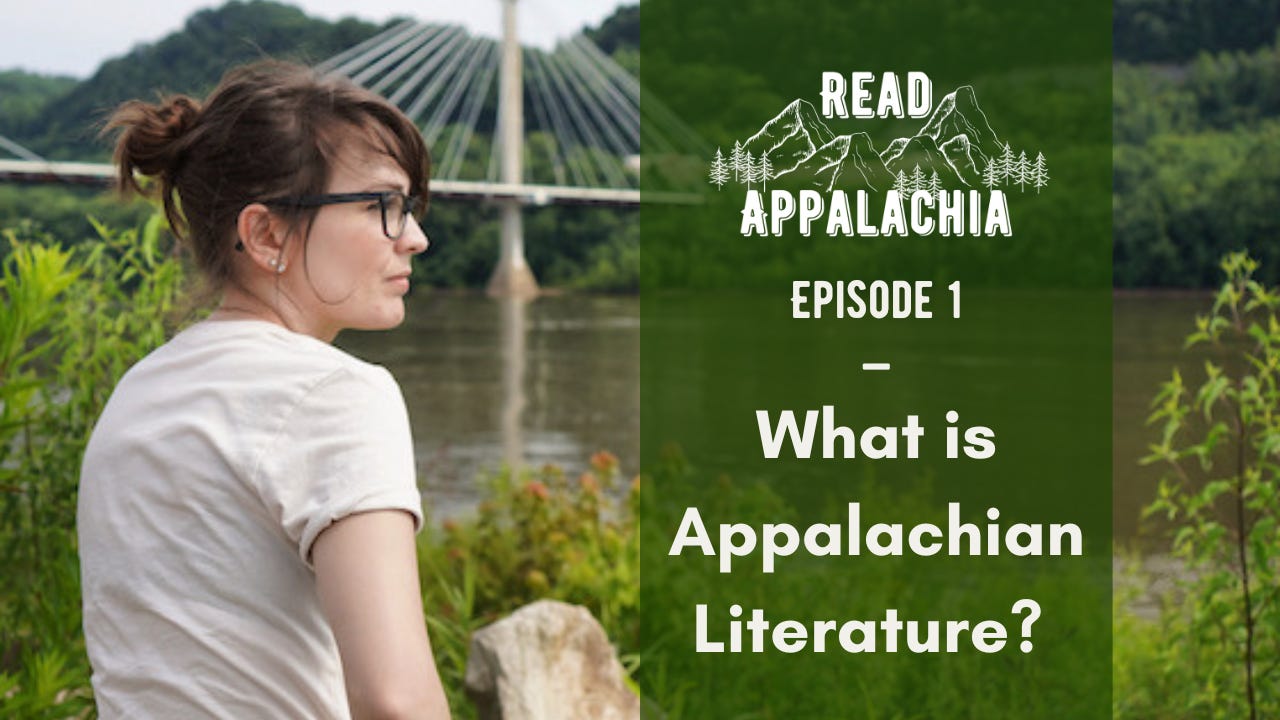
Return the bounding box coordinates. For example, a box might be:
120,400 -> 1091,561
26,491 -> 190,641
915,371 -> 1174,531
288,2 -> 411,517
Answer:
464,600 -> 639,720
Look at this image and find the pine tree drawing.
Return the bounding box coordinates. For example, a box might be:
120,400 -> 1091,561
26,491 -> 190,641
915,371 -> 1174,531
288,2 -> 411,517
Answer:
892,169 -> 909,195
982,158 -> 1000,190
1032,152 -> 1049,193
927,170 -> 942,194
709,147 -> 729,189
730,141 -> 745,184
1015,150 -> 1029,191
759,152 -> 773,193
998,142 -> 1015,185
743,150 -> 756,189
910,164 -> 926,193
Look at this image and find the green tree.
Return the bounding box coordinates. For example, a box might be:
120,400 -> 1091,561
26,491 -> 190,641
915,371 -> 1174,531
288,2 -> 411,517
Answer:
1144,252 -> 1280,719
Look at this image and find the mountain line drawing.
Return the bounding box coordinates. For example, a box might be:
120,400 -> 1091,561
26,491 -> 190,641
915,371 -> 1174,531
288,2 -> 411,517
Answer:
707,85 -> 1051,195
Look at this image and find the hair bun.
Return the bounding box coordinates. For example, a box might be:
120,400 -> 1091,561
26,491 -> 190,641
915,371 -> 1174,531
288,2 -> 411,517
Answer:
157,96 -> 200,141
106,94 -> 202,191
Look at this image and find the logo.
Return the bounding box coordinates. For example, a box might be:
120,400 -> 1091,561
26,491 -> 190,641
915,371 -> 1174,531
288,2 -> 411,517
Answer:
712,75 -> 1048,237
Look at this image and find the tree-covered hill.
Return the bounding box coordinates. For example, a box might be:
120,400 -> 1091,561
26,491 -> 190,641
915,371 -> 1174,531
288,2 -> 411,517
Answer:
1114,4 -> 1280,287
8,1 -> 390,160
0,71 -> 78,143
585,4 -> 638,55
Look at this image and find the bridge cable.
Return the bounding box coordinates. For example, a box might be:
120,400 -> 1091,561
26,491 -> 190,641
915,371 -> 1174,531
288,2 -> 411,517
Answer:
439,41 -> 499,180
549,42 -> 637,184
560,36 -> 639,145
0,135 -> 45,162
404,34 -> 484,124
524,50 -> 590,187
531,49 -> 599,186
567,34 -> 670,154
541,47 -> 624,187
522,49 -> 567,186
421,36 -> 492,147
316,19 -> 417,74
326,22 -> 427,80
569,34 -> 701,157
353,24 -> 441,88
389,27 -> 468,112
370,24 -> 452,95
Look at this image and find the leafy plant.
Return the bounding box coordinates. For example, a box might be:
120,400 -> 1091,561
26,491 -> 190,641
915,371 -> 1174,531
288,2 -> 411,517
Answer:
1143,251 -> 1280,719
0,215 -> 185,718
418,452 -> 639,718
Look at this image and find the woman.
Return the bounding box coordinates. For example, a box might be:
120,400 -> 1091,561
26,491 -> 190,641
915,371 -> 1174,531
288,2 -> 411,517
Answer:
77,60 -> 450,719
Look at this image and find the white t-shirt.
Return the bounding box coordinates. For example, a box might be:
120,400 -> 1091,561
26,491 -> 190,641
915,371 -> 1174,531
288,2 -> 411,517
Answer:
78,319 -> 424,719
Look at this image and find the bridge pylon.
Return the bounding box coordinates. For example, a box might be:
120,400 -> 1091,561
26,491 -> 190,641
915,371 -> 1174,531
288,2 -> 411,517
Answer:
486,0 -> 539,298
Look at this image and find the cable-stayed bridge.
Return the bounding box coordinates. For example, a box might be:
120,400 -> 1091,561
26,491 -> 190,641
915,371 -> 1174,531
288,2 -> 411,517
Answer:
0,0 -> 703,294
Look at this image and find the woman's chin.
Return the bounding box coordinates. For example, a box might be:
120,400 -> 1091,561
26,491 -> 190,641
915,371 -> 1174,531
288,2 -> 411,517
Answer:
361,303 -> 406,331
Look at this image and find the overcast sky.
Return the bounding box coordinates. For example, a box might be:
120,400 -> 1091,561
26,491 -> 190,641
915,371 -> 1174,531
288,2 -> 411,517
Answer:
2,0 -> 628,77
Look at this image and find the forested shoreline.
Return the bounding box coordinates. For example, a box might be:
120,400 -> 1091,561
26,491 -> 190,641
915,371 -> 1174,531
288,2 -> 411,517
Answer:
1115,46 -> 1280,286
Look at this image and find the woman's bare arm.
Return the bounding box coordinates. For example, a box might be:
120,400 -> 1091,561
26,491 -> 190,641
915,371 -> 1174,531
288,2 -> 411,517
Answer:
312,510 -> 451,720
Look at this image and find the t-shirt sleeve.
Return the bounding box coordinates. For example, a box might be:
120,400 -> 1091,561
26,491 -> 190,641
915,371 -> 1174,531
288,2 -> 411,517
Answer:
254,364 -> 424,569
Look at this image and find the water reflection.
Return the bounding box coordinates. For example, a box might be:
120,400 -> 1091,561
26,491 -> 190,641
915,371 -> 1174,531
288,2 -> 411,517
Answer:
1113,291 -> 1214,550
499,294 -> 528,475
338,291 -> 639,520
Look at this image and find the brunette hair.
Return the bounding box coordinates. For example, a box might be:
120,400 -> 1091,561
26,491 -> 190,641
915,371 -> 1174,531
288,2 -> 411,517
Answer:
105,60 -> 430,292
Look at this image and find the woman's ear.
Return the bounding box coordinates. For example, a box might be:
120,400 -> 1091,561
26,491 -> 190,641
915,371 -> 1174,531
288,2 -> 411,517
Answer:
236,203 -> 288,274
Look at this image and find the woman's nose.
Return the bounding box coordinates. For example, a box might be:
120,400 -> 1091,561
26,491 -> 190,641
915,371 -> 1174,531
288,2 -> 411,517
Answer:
401,220 -> 429,255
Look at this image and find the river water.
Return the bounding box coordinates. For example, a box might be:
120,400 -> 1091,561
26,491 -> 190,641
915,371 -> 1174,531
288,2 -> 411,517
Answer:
338,291 -> 639,520
340,288 -> 1207,549
1113,291 -> 1220,551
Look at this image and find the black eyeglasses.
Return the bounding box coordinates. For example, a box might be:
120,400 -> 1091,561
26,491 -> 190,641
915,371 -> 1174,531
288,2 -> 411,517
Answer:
262,191 -> 424,239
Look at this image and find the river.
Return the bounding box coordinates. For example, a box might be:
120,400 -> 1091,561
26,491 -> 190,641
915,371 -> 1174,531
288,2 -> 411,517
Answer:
338,291 -> 639,521
341,288 -> 1208,550
1114,290 -> 1219,551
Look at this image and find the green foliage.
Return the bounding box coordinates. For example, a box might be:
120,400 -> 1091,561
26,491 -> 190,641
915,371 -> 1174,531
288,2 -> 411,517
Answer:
0,186 -> 155,250
1115,37 -> 1280,287
0,216 -> 185,717
566,228 -> 639,293
1115,0 -> 1280,63
1138,252 -> 1280,718
0,71 -> 77,139
415,203 -> 638,291
584,4 -> 639,56
529,206 -> 639,291
1112,560 -> 1205,718
1114,119 -> 1280,287
0,183 -> 639,292
418,452 -> 639,718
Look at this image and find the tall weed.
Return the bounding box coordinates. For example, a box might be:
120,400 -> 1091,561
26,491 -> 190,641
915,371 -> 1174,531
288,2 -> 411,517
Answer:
0,215 -> 184,718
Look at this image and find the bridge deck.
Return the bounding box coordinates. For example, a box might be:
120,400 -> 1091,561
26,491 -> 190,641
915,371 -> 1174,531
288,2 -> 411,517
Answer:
0,159 -> 686,206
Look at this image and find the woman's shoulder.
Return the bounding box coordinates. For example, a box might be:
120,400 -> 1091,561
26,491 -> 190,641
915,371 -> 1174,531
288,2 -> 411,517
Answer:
196,318 -> 380,366
126,319 -> 398,399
